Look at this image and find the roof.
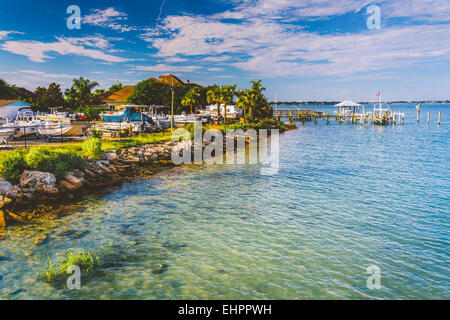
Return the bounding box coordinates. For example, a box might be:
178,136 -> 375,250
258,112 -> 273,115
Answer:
0,99 -> 32,107
334,100 -> 363,107
152,74 -> 185,86
103,86 -> 135,102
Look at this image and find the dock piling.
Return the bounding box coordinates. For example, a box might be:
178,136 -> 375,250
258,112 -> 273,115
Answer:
438,112 -> 441,125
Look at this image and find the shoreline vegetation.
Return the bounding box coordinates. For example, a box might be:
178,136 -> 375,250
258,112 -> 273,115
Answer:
0,77 -> 296,228
0,120 -> 293,228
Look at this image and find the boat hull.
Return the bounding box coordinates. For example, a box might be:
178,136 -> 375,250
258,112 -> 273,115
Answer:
38,125 -> 83,137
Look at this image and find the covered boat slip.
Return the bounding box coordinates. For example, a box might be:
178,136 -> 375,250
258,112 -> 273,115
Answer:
102,106 -> 153,123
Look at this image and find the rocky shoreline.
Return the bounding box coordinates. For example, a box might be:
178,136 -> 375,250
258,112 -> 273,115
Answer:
0,141 -> 178,227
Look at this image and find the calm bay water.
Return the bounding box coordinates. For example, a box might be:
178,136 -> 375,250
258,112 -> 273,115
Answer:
0,104 -> 449,299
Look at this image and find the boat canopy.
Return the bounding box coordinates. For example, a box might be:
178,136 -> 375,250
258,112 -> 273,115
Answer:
102,107 -> 152,123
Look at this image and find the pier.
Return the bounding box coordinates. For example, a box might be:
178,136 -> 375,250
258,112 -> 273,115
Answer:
273,109 -> 406,125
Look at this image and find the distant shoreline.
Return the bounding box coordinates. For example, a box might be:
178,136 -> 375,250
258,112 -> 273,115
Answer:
271,101 -> 450,106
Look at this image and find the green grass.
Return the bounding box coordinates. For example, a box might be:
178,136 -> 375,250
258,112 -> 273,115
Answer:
42,249 -> 101,284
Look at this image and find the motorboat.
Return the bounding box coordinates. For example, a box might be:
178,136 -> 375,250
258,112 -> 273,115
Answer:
38,122 -> 84,137
199,104 -> 242,119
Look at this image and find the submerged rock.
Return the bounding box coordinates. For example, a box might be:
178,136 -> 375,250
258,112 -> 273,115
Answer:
152,264 -> 169,275
34,234 -> 49,246
20,171 -> 58,194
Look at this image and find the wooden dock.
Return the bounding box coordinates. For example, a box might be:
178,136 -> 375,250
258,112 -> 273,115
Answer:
273,109 -> 405,125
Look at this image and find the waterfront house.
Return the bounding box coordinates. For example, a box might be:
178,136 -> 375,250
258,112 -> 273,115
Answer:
0,100 -> 33,120
102,86 -> 135,111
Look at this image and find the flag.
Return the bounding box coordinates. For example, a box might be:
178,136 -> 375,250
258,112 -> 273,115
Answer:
376,91 -> 381,98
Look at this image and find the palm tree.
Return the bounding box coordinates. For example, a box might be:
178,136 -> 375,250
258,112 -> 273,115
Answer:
65,77 -> 99,110
219,84 -> 237,124
235,80 -> 270,122
207,85 -> 221,123
181,87 -> 201,114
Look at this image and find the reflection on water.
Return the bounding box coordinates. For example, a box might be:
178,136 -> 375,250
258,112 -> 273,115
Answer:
0,104 -> 449,299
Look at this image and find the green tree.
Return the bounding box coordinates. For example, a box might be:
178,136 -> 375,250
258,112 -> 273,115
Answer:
236,80 -> 272,122
181,87 -> 201,114
0,78 -> 14,99
206,85 -> 221,122
219,84 -> 237,124
65,77 -> 99,110
127,79 -> 170,106
108,81 -> 122,92
34,82 -> 65,112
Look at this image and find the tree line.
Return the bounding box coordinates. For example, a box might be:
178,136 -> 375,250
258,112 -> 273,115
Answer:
1,76 -> 273,122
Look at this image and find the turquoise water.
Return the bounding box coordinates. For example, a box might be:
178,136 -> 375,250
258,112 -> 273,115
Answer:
0,104 -> 449,299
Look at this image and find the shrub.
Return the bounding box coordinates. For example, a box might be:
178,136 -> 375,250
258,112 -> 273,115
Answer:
0,147 -> 85,183
24,147 -> 84,180
90,129 -> 103,139
82,138 -> 102,159
0,149 -> 28,184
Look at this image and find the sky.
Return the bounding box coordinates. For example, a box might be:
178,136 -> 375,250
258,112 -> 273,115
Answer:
0,0 -> 450,101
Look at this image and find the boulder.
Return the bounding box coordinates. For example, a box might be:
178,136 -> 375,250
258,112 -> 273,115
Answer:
20,171 -> 58,194
64,173 -> 83,188
103,150 -> 118,161
0,179 -> 14,197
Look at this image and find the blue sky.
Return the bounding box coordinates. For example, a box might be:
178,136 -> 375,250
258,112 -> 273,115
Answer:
1,0 -> 449,101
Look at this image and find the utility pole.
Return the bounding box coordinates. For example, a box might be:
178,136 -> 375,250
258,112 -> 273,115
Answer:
171,78 -> 175,131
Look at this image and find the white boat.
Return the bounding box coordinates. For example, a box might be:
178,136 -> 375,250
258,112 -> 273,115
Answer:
38,122 -> 84,137
36,108 -> 71,123
153,115 -> 171,129
173,114 -> 202,125
0,127 -> 15,138
199,104 -> 242,119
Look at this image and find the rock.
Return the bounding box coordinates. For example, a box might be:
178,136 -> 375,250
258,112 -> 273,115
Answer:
20,171 -> 58,194
72,230 -> 90,239
0,210 -> 6,228
34,234 -> 49,246
58,229 -> 76,237
59,173 -> 83,191
5,186 -> 21,199
9,288 -> 25,296
152,264 -> 169,275
0,179 -> 14,196
103,150 -> 118,161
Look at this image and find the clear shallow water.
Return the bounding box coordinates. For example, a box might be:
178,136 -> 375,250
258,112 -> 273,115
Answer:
0,104 -> 449,299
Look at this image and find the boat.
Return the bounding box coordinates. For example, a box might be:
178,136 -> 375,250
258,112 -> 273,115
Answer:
0,127 -> 15,139
38,122 -> 84,137
36,107 -> 71,123
173,113 -> 203,126
199,104 -> 242,120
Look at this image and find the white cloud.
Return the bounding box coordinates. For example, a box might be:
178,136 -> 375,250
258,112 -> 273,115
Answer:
382,0 -> 450,22
133,64 -> 202,73
18,70 -> 76,79
207,67 -> 225,72
0,36 -> 132,63
83,7 -> 137,32
143,2 -> 450,78
0,30 -> 24,40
